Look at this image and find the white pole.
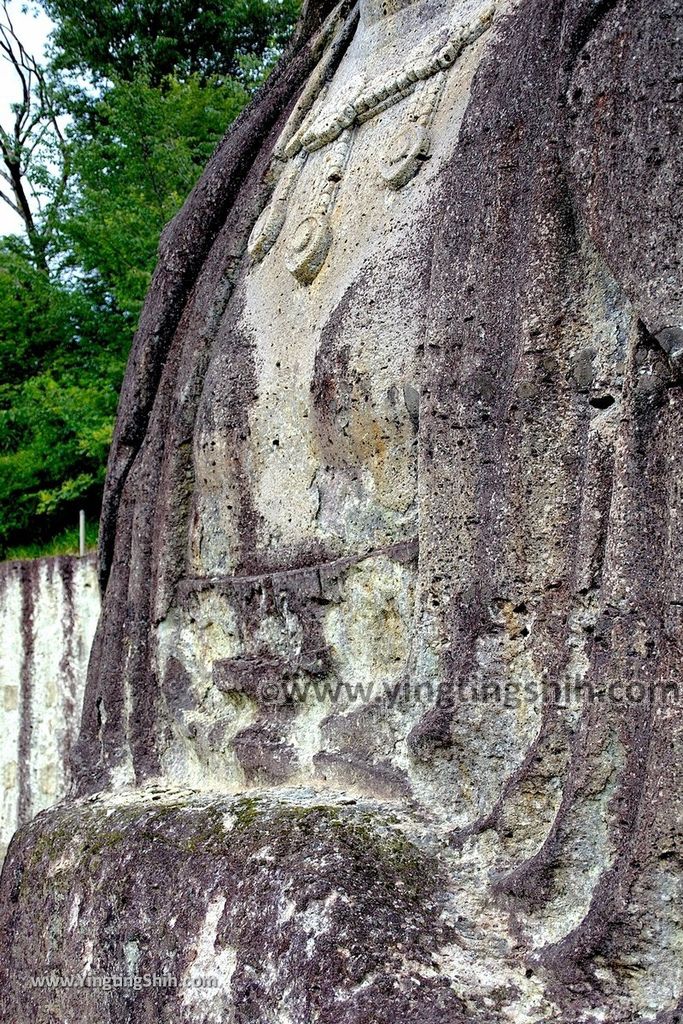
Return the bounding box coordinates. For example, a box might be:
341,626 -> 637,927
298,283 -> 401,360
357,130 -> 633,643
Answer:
79,510 -> 86,557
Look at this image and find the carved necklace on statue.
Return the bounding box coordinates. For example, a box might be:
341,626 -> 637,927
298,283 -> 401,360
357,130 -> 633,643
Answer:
248,2 -> 496,285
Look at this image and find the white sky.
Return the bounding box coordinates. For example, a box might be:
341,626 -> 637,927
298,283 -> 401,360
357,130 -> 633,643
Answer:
0,0 -> 54,235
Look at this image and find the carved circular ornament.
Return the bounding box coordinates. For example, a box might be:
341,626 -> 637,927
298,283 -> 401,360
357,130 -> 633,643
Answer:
380,123 -> 431,190
285,214 -> 333,284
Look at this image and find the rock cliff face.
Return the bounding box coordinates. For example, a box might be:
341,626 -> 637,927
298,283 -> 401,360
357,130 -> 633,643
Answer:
1,0 -> 682,1022
0,556 -> 99,863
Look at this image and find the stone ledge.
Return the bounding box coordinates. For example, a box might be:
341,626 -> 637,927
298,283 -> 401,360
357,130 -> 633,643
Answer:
0,786 -> 481,1024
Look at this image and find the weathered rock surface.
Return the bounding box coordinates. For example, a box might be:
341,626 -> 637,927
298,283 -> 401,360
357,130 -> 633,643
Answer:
1,0 -> 682,1021
0,556 -> 99,863
1,787 -> 492,1023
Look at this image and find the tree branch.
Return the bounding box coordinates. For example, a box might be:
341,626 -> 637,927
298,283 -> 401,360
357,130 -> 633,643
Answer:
0,0 -> 69,271
0,186 -> 21,215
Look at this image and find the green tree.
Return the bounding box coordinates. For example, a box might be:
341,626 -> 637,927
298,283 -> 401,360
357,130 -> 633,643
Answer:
0,240 -> 127,551
61,73 -> 251,321
40,0 -> 299,86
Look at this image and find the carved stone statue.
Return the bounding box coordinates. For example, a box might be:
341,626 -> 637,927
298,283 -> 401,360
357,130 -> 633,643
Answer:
1,0 -> 681,1021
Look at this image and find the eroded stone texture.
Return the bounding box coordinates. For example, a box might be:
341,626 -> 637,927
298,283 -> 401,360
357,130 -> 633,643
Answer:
1,788 -> 493,1024
1,0 -> 682,1021
0,556 -> 99,864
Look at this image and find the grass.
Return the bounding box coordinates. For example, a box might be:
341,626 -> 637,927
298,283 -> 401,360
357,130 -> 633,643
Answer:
4,522 -> 99,561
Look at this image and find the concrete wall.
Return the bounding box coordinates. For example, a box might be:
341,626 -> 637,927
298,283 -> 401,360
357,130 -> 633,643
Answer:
0,555 -> 99,861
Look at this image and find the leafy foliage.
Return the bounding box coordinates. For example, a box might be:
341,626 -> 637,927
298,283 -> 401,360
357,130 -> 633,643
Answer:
41,0 -> 299,85
5,519 -> 99,560
0,240 -> 126,550
63,73 -> 250,320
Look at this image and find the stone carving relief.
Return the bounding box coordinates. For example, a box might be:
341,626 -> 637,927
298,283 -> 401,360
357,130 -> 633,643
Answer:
2,1 -> 681,1022
248,1 -> 495,282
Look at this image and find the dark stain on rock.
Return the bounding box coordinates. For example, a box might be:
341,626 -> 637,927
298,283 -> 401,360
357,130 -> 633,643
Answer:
17,561 -> 37,826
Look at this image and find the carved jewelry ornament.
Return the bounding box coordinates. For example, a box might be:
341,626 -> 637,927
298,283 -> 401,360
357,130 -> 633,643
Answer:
250,1 -> 496,284
381,72 -> 448,188
248,152 -> 306,260
285,129 -> 352,283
